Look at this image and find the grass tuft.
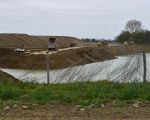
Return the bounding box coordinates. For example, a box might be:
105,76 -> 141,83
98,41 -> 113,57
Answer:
0,87 -> 20,100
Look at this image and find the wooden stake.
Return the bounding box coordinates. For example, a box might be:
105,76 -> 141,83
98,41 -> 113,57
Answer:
46,51 -> 50,84
143,51 -> 147,83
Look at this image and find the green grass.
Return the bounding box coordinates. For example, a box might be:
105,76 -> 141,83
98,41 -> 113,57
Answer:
0,81 -> 150,106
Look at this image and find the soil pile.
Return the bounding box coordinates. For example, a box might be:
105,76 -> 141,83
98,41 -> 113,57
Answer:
0,47 -> 115,70
102,44 -> 150,55
0,70 -> 20,83
125,44 -> 150,53
103,46 -> 127,55
0,34 -> 86,49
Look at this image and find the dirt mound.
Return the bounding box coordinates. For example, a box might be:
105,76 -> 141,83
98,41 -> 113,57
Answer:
36,36 -> 86,49
0,47 -> 115,70
0,70 -> 20,83
0,33 -> 85,49
125,44 -> 150,53
103,46 -> 127,55
49,47 -> 115,69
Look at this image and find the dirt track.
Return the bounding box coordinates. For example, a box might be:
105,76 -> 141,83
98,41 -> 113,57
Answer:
1,105 -> 150,120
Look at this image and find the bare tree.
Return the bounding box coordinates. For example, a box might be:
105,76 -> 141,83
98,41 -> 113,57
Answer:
125,20 -> 143,33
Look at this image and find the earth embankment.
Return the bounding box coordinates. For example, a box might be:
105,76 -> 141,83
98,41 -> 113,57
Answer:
102,44 -> 150,56
0,34 -> 87,49
0,47 -> 115,70
0,70 -> 20,83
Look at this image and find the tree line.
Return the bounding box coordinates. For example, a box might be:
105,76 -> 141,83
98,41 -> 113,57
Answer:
116,20 -> 150,44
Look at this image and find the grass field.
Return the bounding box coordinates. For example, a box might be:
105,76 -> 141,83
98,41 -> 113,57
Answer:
0,80 -> 150,107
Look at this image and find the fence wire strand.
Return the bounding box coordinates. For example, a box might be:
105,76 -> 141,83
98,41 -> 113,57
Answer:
15,53 -> 149,83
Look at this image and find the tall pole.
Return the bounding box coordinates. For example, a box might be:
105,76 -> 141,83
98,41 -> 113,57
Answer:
143,51 -> 147,83
46,51 -> 50,84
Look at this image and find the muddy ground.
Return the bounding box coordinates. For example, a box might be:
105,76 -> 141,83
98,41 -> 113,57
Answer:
1,105 -> 150,120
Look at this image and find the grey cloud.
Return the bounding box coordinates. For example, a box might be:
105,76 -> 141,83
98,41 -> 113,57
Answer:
0,0 -> 149,39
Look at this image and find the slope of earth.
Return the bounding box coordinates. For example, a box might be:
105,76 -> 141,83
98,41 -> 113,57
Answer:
125,44 -> 150,53
103,46 -> 127,55
101,44 -> 150,56
0,33 -> 87,49
0,70 -> 20,83
0,47 -> 115,70
36,35 -> 90,49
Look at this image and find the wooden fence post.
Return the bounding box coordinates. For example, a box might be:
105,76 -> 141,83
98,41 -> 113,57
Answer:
46,51 -> 50,84
143,51 -> 147,83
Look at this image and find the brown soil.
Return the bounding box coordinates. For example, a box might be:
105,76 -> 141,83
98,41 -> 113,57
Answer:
0,34 -> 89,49
125,44 -> 150,53
103,46 -> 128,55
0,105 -> 150,120
0,70 -> 20,83
102,44 -> 150,56
0,47 -> 115,70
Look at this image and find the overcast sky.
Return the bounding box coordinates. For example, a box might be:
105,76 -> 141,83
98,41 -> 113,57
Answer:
0,0 -> 149,39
